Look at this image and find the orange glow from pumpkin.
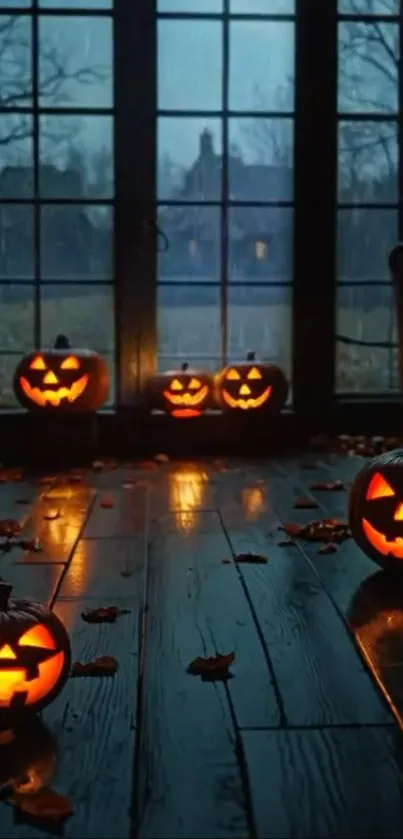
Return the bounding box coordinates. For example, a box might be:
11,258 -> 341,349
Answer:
60,355 -> 80,370
242,487 -> 266,520
30,356 -> 46,370
169,469 -> 207,535
19,374 -> 89,407
365,472 -> 395,501
163,381 -> 208,418
19,624 -> 56,650
0,623 -> 65,708
362,518 -> 403,559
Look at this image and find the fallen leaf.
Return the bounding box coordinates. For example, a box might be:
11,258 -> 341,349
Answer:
282,518 -> 350,544
43,509 -> 60,521
281,522 -> 302,537
293,496 -> 318,509
155,454 -> 169,464
138,460 -> 157,470
35,476 -> 54,485
18,538 -> 41,552
100,497 -> 115,509
68,474 -> 83,483
234,553 -> 268,564
0,519 -> 21,538
277,539 -> 295,547
16,498 -> 30,505
187,652 -> 235,681
81,606 -> 130,624
310,480 -> 345,491
10,788 -> 73,824
71,656 -> 118,677
221,558 -> 232,564
318,543 -> 337,555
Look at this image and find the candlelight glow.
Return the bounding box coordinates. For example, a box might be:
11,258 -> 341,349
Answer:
169,468 -> 208,535
242,486 -> 266,520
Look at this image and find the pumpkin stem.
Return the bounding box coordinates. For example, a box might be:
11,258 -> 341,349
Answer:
0,581 -> 12,610
181,362 -> 189,372
246,350 -> 256,361
54,334 -> 70,350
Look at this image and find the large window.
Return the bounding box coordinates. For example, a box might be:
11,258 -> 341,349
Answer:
0,0 -> 114,406
156,0 -> 295,379
336,0 -> 400,393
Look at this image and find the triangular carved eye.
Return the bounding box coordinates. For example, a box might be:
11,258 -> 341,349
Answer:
60,356 -> 80,370
30,356 -> 46,370
189,378 -> 201,390
170,379 -> 183,391
226,369 -> 240,380
247,366 -> 262,380
19,625 -> 56,651
366,472 -> 395,501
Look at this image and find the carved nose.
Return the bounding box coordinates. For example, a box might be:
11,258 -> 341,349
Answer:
43,371 -> 58,385
239,384 -> 251,396
394,502 -> 403,521
0,644 -> 16,659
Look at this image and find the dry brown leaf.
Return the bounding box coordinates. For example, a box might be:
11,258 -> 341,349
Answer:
277,539 -> 295,547
18,538 -> 41,552
81,606 -> 130,624
282,518 -> 350,544
11,787 -> 73,823
154,454 -> 169,463
293,496 -> 318,509
310,480 -> 345,491
71,656 -> 118,677
187,652 -> 235,680
234,553 -> 268,565
100,496 -> 115,509
318,543 -> 337,555
0,519 -> 21,537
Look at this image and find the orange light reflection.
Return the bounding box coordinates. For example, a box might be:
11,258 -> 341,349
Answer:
242,486 -> 267,521
169,468 -> 208,535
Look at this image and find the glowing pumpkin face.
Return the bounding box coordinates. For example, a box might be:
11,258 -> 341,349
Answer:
216,352 -> 289,414
349,451 -> 403,571
156,363 -> 213,418
13,334 -> 109,413
0,582 -> 71,728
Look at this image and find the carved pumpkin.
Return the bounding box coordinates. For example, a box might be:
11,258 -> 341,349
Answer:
349,450 -> 403,571
13,334 -> 109,413
215,351 -> 289,414
0,716 -> 57,796
0,582 -> 71,728
154,362 -> 213,418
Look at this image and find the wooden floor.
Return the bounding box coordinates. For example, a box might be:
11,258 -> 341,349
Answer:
1,452 -> 403,837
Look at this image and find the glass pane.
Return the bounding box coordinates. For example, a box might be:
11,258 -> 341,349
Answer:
0,115 -> 33,197
336,284 -> 398,392
0,355 -> 25,407
40,205 -> 113,280
228,118 -> 293,200
158,0 -> 222,9
40,0 -> 112,6
230,0 -> 294,12
228,208 -> 293,283
338,22 -> 398,113
338,0 -> 398,13
158,205 -> 220,282
39,17 -> 113,109
158,119 -> 222,201
0,1 -> 31,6
0,206 -> 33,279
158,21 -> 222,111
337,209 -> 397,281
157,284 -> 221,370
39,115 -> 114,199
40,283 -> 114,351
0,285 -> 34,350
338,121 -> 397,203
0,16 -> 32,107
227,284 -> 292,379
229,22 -> 294,112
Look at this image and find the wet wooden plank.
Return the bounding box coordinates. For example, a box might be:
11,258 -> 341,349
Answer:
221,520 -> 391,726
136,510 -> 265,839
57,537 -> 146,600
243,727 -> 403,839
0,479 -> 39,527
82,484 -> 147,539
0,559 -> 64,604
15,482 -> 96,564
0,597 -> 140,839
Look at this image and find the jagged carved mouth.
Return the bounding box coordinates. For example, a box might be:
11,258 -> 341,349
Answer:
363,517 -> 403,559
0,652 -> 65,708
163,385 -> 208,408
222,386 -> 272,410
20,375 -> 89,407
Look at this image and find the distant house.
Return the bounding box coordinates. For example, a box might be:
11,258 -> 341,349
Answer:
159,129 -> 293,288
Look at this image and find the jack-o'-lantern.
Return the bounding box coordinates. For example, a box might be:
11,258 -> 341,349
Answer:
0,716 -> 58,796
13,334 -> 109,413
215,351 -> 289,414
154,362 -> 213,418
0,582 -> 71,728
349,450 -> 403,571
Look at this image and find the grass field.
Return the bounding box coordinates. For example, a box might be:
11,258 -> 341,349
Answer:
0,294 -> 399,405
